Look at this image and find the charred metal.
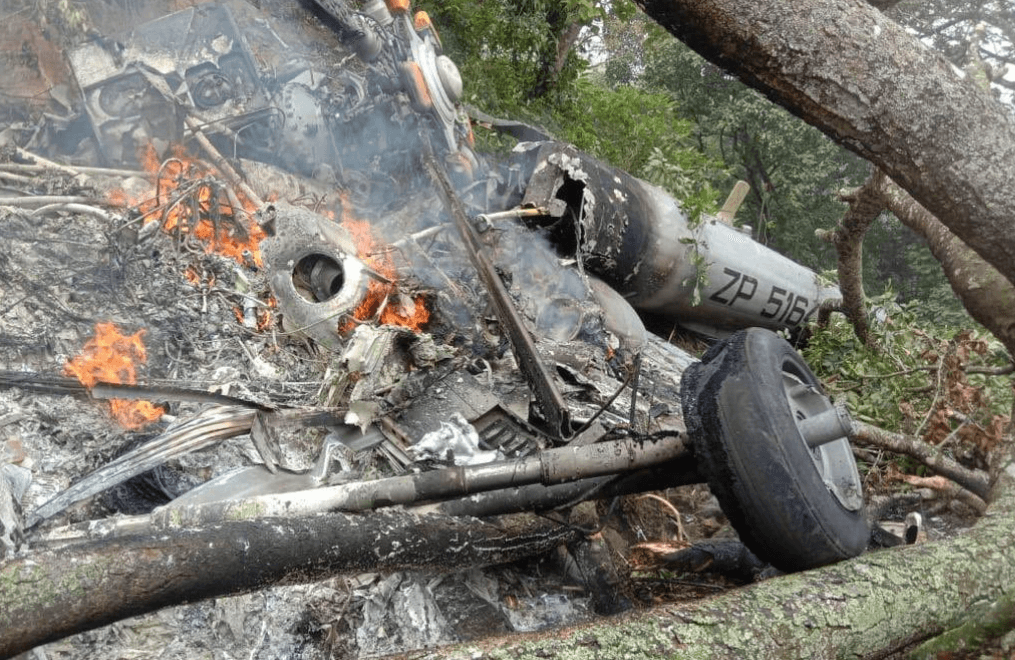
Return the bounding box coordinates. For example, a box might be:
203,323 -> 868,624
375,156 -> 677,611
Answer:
0,1 -> 869,657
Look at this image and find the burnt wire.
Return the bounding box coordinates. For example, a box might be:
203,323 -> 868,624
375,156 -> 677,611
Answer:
628,352 -> 643,431
569,358 -> 639,439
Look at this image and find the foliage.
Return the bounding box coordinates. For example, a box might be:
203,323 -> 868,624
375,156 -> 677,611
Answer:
547,79 -> 724,200
422,0 -> 721,211
420,0 -> 611,110
803,295 -> 1013,469
640,38 -> 870,271
862,214 -> 971,327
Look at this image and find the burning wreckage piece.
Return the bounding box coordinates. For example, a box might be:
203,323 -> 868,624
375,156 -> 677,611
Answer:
0,1 -> 873,654
259,203 -> 374,352
67,4 -> 272,168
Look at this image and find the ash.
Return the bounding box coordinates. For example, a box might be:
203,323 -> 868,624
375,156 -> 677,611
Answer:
0,0 -> 723,658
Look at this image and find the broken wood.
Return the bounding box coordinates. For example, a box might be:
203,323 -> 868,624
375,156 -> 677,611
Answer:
898,474 -> 988,515
850,420 -> 990,500
0,510 -> 579,658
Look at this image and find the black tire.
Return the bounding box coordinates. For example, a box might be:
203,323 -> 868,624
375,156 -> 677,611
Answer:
681,328 -> 868,572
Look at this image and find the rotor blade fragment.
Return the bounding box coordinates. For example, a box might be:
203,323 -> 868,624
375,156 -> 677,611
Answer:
421,144 -> 572,438
26,405 -> 257,528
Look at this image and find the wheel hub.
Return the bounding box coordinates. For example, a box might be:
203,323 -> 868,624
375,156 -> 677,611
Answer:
782,369 -> 864,512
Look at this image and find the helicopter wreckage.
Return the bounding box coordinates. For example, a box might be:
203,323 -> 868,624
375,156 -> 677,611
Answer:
0,1 -> 870,656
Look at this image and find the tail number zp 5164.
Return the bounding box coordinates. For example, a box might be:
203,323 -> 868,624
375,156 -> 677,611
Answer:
708,267 -> 813,327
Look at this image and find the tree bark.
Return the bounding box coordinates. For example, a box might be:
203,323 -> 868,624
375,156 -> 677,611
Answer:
0,511 -> 578,659
634,0 -> 1015,291
822,169 -> 888,346
421,463 -> 1015,659
528,8 -> 581,99
875,176 -> 1015,356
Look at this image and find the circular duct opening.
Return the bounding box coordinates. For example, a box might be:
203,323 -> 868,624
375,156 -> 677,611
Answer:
293,253 -> 346,303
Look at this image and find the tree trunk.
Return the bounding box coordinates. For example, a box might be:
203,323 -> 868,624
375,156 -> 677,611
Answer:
528,9 -> 581,99
634,0 -> 1015,291
0,511 -> 579,659
422,466 -> 1015,659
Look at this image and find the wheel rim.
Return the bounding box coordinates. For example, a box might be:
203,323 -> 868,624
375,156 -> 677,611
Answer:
781,366 -> 864,512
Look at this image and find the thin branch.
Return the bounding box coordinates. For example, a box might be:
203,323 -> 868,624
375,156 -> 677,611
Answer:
0,161 -> 149,179
31,203 -> 117,222
11,147 -> 82,177
0,195 -> 96,207
850,420 -> 990,501
914,346 -> 949,439
826,169 -> 888,346
965,363 -> 1015,376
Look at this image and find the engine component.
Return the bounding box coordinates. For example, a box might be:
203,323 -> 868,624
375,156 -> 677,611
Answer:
260,203 -> 371,351
67,4 -> 270,166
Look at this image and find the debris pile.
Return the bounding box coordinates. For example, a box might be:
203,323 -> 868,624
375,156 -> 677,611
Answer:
0,0 -> 838,657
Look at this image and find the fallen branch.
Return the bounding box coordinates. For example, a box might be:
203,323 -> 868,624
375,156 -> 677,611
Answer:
0,161 -> 148,179
30,203 -> 116,222
0,171 -> 36,185
11,147 -> 83,177
850,420 -> 990,500
964,363 -> 1014,376
897,474 -> 987,515
1,510 -> 579,658
184,115 -> 265,209
0,195 -> 95,207
420,454 -> 1015,659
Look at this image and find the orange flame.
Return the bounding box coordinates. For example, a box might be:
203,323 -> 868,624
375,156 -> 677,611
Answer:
256,306 -> 274,332
110,144 -> 266,266
340,204 -> 429,333
64,323 -> 165,429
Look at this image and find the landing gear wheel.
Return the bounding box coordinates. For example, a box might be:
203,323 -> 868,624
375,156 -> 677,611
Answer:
681,328 -> 868,572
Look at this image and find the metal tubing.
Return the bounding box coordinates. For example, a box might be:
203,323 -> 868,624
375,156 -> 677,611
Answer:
144,433 -> 690,530
799,404 -> 853,448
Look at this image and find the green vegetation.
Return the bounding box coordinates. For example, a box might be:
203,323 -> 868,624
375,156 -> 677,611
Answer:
802,294 -> 1012,466
420,0 -> 722,208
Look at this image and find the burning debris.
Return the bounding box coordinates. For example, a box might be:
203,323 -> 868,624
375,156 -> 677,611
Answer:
64,322 -> 165,429
0,0 -> 867,658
